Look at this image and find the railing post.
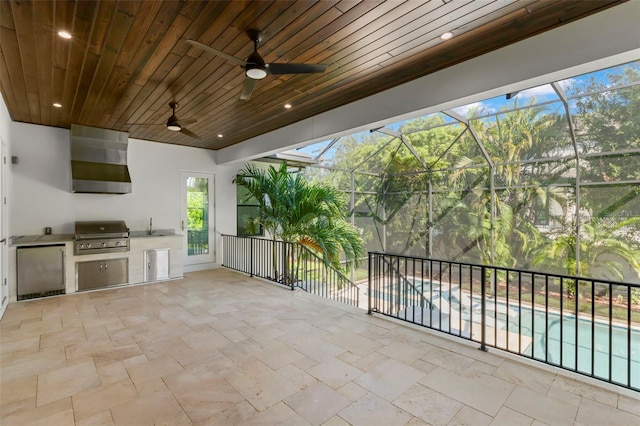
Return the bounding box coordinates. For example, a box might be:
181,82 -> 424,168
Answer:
286,242 -> 293,291
479,266 -> 488,352
368,252 -> 373,315
249,237 -> 254,277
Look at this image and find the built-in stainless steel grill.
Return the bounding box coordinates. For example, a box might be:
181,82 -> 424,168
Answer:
74,220 -> 129,255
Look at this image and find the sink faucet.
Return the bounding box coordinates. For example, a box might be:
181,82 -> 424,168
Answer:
149,217 -> 153,235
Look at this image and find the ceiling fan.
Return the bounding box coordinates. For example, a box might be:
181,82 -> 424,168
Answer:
187,30 -> 327,100
127,102 -> 198,138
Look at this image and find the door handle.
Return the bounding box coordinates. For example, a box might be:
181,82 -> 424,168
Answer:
181,220 -> 185,231
0,238 -> 5,243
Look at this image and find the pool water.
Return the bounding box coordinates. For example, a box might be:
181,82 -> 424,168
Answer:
512,305 -> 639,388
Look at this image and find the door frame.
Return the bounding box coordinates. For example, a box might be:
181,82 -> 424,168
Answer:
180,171 -> 215,267
0,138 -> 8,319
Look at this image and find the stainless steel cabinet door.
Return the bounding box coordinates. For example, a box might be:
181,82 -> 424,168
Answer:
77,258 -> 128,290
102,258 -> 128,287
76,260 -> 104,291
144,249 -> 170,282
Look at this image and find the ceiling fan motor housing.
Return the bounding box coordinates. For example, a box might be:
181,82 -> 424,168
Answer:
166,102 -> 181,131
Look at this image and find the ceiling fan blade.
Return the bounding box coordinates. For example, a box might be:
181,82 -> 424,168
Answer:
180,128 -> 199,139
176,118 -> 197,125
240,77 -> 258,100
186,40 -> 247,67
267,63 -> 327,75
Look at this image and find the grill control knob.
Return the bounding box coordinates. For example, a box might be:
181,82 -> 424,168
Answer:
86,243 -> 91,248
80,244 -> 85,249
101,242 -> 106,248
115,241 -> 121,247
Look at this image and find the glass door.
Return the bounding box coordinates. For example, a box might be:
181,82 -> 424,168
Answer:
181,172 -> 215,266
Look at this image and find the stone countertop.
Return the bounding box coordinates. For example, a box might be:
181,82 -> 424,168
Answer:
10,230 -> 181,246
11,234 -> 74,246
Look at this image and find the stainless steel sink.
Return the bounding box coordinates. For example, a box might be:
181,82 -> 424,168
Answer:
130,229 -> 175,237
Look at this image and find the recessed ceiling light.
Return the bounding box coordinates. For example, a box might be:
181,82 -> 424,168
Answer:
57,30 -> 72,39
52,103 -> 62,108
217,134 -> 223,138
284,103 -> 292,109
440,31 -> 454,40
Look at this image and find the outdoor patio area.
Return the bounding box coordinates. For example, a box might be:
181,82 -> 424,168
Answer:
1,268 -> 638,425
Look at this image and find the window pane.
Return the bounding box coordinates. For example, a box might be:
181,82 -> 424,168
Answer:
187,177 -> 209,255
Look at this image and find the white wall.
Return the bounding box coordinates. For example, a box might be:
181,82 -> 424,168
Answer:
8,122 -> 240,258
216,1 -> 640,164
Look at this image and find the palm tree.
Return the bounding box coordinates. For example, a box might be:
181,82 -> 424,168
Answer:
533,217 -> 640,296
234,163 -> 363,277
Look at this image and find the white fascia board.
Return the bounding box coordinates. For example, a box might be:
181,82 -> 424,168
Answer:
216,1 -> 640,165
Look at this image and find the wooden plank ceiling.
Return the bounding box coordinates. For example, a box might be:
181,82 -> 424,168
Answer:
0,0 -> 624,151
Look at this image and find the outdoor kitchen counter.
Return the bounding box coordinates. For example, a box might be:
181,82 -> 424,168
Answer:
10,234 -> 74,246
7,232 -> 183,302
129,229 -> 181,238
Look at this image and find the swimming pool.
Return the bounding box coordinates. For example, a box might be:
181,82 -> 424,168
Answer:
374,279 -> 639,388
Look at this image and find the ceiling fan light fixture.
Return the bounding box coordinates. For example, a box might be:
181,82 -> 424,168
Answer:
246,65 -> 267,80
58,30 -> 72,39
167,116 -> 181,131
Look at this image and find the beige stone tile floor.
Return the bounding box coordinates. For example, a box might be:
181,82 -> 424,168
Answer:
1,268 -> 638,425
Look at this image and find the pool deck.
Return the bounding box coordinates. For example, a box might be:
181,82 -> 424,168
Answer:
1,268 -> 638,425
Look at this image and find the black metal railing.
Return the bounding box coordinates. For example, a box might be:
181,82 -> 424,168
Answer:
187,230 -> 209,255
222,235 -> 359,307
368,251 -> 640,392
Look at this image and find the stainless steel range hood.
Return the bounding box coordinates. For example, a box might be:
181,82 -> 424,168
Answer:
70,124 -> 132,194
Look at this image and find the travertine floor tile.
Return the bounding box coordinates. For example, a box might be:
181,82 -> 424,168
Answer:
549,375 -> 619,406
122,355 -> 183,386
576,396 -> 640,425
307,358 -> 363,389
37,361 -> 101,406
355,358 -> 425,401
447,405 -> 492,426
163,369 -> 244,422
339,393 -> 413,426
490,407 -> 534,425
377,341 -> 428,364
493,359 -> 554,394
226,356 -> 299,411
0,374 -> 37,409
71,379 -> 138,421
91,343 -> 143,367
617,392 -> 640,416
394,383 -> 463,425
285,382 -> 351,425
2,397 -> 74,426
1,269 -> 637,425
504,385 -> 578,425
75,410 -> 115,426
110,387 -> 190,426
420,367 -> 514,417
